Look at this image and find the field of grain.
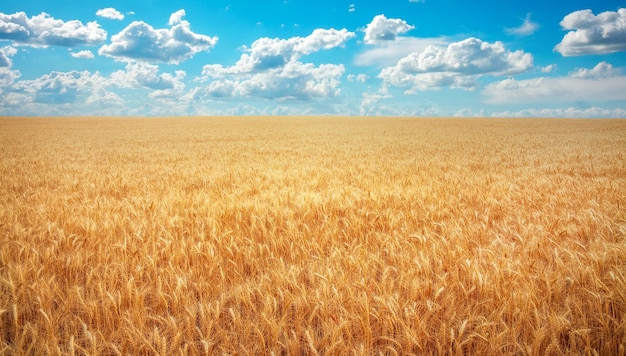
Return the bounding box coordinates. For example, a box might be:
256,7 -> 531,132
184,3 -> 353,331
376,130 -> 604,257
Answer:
1,117 -> 625,354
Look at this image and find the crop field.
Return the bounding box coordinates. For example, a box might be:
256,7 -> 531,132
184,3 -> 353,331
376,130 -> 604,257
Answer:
1,116 -> 625,355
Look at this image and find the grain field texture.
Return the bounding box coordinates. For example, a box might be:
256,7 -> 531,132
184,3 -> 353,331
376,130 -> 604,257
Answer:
1,117 -> 625,355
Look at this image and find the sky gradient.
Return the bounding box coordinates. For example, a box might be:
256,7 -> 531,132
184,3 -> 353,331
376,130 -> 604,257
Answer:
1,1 -> 625,117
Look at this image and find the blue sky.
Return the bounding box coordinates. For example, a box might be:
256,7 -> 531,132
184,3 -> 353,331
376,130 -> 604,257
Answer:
1,1 -> 625,117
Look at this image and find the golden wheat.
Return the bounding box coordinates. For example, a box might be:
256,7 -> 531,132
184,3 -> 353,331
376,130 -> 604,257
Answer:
1,116 -> 625,354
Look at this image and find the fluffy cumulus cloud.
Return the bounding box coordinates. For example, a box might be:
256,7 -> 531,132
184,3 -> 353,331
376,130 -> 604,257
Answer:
169,9 -> 186,26
555,8 -> 626,56
197,28 -> 354,100
96,8 -> 124,20
0,64 -> 188,113
13,70 -> 107,104
209,28 -> 354,73
0,45 -> 17,67
0,46 -> 20,104
570,61 -> 619,79
110,62 -> 186,98
5,72 -> 124,114
0,68 -> 20,93
85,87 -> 123,106
70,50 -> 94,59
363,15 -> 414,44
482,62 -> 626,105
98,10 -> 218,64
379,37 -> 533,92
359,92 -> 391,115
198,61 -> 345,99
0,12 -> 107,47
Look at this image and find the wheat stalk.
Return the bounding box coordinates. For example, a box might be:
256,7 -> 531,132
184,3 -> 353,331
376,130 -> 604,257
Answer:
0,117 -> 624,354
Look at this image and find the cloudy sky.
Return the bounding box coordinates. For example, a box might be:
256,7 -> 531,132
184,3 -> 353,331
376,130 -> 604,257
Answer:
1,1 -> 625,117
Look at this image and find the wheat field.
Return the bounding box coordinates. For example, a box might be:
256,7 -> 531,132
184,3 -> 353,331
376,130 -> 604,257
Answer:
1,117 -> 625,355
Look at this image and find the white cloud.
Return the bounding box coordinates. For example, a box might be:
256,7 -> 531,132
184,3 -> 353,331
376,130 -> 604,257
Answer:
349,4 -> 356,13
356,36 -> 449,67
364,15 -> 414,44
0,57 -> 10,68
0,45 -> 17,67
0,66 -> 20,88
555,8 -> 626,56
96,8 -> 124,20
0,91 -> 27,109
347,74 -> 368,82
169,9 -> 186,26
453,108 -> 487,117
399,38 -> 533,75
379,37 -> 533,92
85,87 -> 124,105
506,13 -> 539,36
70,50 -> 94,59
0,59 -> 189,110
98,11 -> 218,64
569,61 -> 619,79
0,52 -> 199,113
201,28 -> 353,77
13,70 -> 106,104
110,62 -> 186,94
203,80 -> 237,98
247,62 -> 345,99
199,61 -> 345,100
490,107 -> 626,118
0,69 -> 126,115
241,28 -> 354,71
359,100 -> 443,116
483,62 -> 626,105
197,28 -> 353,100
0,11 -> 107,47
540,64 -> 556,73
0,66 -> 23,111
360,92 -> 391,115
